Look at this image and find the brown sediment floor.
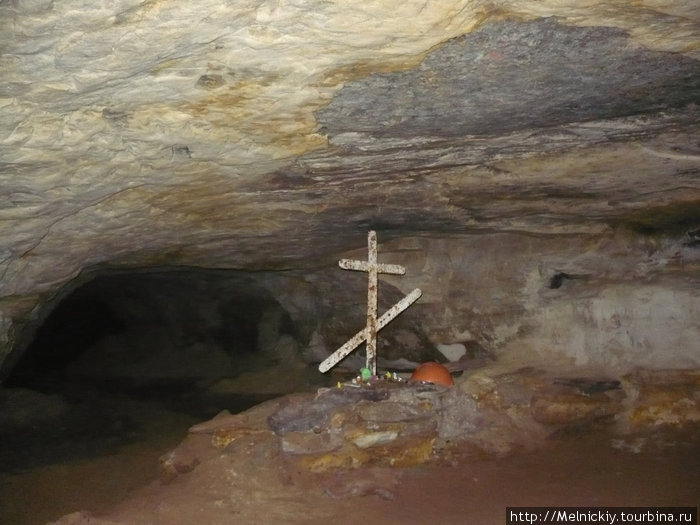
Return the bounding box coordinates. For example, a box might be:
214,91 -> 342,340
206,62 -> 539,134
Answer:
97,425 -> 699,525
1,381 -> 698,525
4,424 -> 698,525
0,388 -> 200,525
375,428 -> 700,525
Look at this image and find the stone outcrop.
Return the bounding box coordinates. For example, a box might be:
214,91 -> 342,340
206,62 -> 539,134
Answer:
30,366 -> 698,524
179,367 -> 699,477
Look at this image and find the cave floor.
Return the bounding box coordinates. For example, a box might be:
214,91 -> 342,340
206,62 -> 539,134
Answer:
99,429 -> 700,525
1,382 -> 698,525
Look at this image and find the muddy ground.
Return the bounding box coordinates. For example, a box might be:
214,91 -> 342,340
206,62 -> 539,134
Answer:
1,371 -> 698,525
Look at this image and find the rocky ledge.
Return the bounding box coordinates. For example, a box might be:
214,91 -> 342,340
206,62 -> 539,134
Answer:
45,366 -> 698,525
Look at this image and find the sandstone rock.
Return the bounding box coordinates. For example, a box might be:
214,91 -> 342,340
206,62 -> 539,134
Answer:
437,385 -> 483,438
297,432 -> 436,472
261,380 -> 490,471
3,0 -> 695,508
350,430 -> 399,449
355,400 -> 432,423
267,387 -> 390,435
212,427 -> 273,449
461,367 -> 549,409
623,369 -> 700,428
299,447 -> 372,473
281,429 -> 342,455
531,391 -> 621,426
1,0 -> 700,383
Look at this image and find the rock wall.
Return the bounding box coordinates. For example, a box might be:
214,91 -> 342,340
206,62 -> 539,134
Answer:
377,232 -> 699,373
1,1 -> 698,377
3,230 -> 697,381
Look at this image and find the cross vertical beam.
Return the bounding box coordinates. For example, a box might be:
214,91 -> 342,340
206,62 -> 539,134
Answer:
365,231 -> 378,375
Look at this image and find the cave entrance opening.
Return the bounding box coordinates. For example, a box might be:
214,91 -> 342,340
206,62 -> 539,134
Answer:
0,268 -> 334,479
4,267 -> 328,417
0,267 -> 334,523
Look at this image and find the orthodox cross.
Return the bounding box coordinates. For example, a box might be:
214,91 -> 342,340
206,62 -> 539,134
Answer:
318,230 -> 422,376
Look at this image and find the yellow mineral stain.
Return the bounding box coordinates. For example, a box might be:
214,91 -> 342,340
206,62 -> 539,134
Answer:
383,436 -> 435,467
300,448 -> 371,473
212,428 -> 271,449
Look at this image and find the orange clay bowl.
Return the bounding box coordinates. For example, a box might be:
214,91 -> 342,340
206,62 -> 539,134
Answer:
411,361 -> 454,386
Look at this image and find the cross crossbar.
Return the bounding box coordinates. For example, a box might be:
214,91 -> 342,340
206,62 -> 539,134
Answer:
339,259 -> 405,275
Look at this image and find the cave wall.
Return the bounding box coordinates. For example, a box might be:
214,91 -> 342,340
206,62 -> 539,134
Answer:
4,226 -> 696,384
1,1 -> 699,377
377,233 -> 699,373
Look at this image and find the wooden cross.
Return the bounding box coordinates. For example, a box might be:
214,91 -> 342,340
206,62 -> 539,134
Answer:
318,230 -> 422,375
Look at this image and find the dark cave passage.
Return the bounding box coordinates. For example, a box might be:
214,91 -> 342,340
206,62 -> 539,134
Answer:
5,293 -> 127,382
0,269 -> 339,525
4,268 -> 309,395
0,268 -> 329,476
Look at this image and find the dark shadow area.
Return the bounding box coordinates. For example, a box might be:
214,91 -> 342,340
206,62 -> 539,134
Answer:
6,269 -> 298,388
5,295 -> 127,380
0,268 -> 324,474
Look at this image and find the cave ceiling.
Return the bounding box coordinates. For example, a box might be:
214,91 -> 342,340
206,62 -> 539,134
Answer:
0,1 -> 699,366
